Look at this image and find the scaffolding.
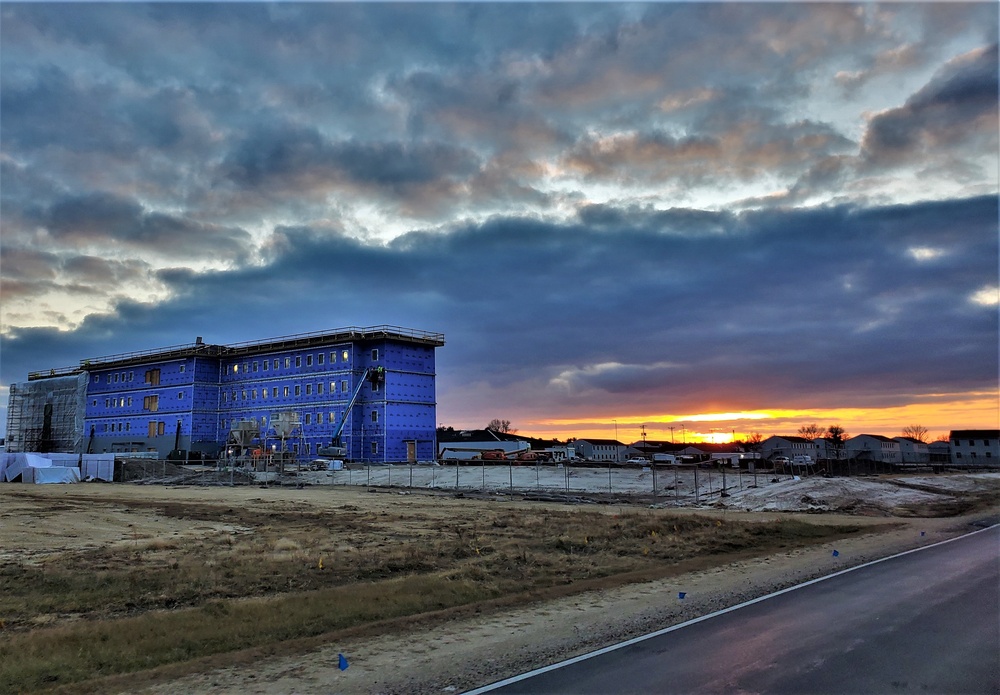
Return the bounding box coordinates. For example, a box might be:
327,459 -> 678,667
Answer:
5,374 -> 88,454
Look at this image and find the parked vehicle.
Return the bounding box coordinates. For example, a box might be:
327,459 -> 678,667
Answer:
791,455 -> 814,467
652,453 -> 677,464
624,457 -> 649,465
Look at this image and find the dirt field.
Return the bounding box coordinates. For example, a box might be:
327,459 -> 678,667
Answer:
2,473 -> 998,694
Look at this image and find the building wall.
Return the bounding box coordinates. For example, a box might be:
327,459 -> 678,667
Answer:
894,437 -> 930,463
846,435 -> 901,463
85,358 -> 198,455
574,440 -> 625,461
950,432 -> 1000,466
760,436 -> 817,459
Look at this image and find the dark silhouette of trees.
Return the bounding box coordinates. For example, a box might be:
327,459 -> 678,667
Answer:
486,418 -> 517,434
826,425 -> 848,460
797,423 -> 824,439
901,424 -> 929,442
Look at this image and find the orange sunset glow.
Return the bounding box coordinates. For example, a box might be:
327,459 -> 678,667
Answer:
522,392 -> 999,444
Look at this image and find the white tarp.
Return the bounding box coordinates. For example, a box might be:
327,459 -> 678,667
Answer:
29,466 -> 81,484
46,453 -> 81,467
2,453 -> 53,482
1,452 -> 113,482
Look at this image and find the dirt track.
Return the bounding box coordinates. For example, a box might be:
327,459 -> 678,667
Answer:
3,475 -> 998,694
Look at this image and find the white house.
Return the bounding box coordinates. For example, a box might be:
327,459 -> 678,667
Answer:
846,434 -> 901,463
760,436 -> 816,460
949,430 -> 1000,466
574,438 -> 626,462
894,437 -> 929,463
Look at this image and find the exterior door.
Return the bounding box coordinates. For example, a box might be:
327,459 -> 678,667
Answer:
406,441 -> 417,463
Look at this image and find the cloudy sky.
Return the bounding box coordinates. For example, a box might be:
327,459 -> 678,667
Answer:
1,3 -> 997,444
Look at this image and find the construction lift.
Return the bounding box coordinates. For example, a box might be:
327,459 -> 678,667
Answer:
317,366 -> 384,462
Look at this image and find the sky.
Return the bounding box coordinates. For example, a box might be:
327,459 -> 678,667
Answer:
1,2 -> 998,445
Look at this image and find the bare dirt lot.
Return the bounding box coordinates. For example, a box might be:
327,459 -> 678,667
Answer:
2,472 -> 998,694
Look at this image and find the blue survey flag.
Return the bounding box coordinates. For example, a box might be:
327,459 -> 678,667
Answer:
678,591 -> 686,599
338,653 -> 349,671
832,550 -> 839,557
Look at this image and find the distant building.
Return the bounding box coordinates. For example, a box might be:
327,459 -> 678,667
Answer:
928,440 -> 951,464
894,436 -> 930,463
437,428 -> 529,460
949,430 -> 1000,466
760,435 -> 816,460
623,440 -> 684,460
574,438 -> 626,462
846,434 -> 901,464
5,326 -> 444,463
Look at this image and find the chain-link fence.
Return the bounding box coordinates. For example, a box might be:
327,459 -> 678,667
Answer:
117,458 -> 804,504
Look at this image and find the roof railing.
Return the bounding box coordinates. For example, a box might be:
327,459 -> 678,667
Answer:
62,325 -> 444,372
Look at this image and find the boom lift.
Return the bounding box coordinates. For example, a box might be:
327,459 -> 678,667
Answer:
317,366 -> 384,461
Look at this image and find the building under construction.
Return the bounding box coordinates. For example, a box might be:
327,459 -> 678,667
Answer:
5,374 -> 88,454
5,326 -> 444,463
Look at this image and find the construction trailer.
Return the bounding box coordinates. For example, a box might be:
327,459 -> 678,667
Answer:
6,325 -> 444,464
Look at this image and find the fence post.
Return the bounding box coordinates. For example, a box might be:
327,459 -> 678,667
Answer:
694,466 -> 700,503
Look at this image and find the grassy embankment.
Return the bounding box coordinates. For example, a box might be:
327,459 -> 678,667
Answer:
1,496 -> 864,692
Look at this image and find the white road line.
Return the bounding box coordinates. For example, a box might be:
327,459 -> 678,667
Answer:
462,523 -> 1000,694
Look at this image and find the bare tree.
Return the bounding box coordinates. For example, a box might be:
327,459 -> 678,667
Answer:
486,418 -> 517,434
901,424 -> 929,442
797,423 -> 824,439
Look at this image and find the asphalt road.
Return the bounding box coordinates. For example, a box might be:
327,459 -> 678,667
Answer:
470,524 -> 1000,694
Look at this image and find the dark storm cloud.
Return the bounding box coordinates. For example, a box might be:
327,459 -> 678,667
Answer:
27,192 -> 253,260
862,44 -> 999,168
3,196 -> 995,423
0,245 -> 153,304
220,125 -> 480,199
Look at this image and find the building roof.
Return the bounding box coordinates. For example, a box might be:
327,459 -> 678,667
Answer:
950,430 -> 1000,439
763,435 -> 813,443
437,428 -> 525,443
850,434 -> 897,443
576,438 -> 625,446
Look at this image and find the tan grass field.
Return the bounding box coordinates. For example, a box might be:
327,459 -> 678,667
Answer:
1,478 -> 997,694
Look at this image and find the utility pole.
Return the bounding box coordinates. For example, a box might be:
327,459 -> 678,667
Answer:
669,426 -> 675,444
613,419 -> 619,461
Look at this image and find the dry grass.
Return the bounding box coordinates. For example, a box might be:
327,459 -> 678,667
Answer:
0,492 -> 864,692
